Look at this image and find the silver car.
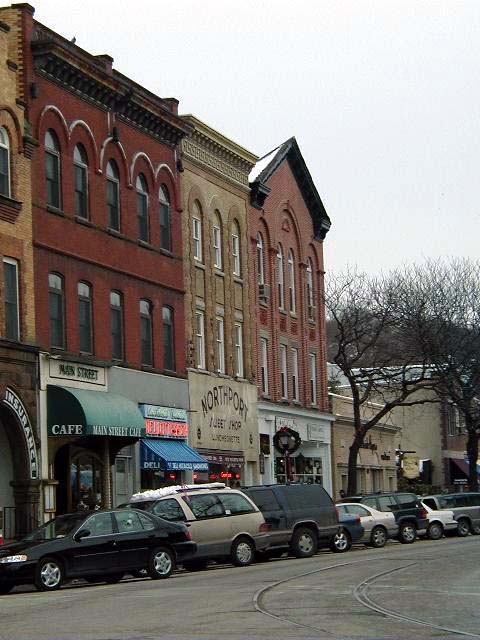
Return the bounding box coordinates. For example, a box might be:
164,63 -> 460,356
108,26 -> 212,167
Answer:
336,503 -> 398,548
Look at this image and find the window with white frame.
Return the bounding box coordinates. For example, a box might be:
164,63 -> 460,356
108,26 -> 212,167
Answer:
288,249 -> 296,313
306,258 -> 314,308
280,344 -> 288,399
234,322 -> 244,378
256,233 -> 265,285
159,185 -> 171,251
74,144 -> 89,219
106,160 -> 120,231
232,221 -> 241,276
215,316 -> 225,374
192,213 -> 202,262
3,257 -> 19,341
0,127 -> 11,198
260,337 -> 269,395
136,174 -> 149,242
45,130 -> 61,209
291,347 -> 299,401
78,281 -> 93,354
447,405 -> 461,436
277,245 -> 285,309
309,352 -> 317,405
195,310 -> 205,369
213,212 -> 222,269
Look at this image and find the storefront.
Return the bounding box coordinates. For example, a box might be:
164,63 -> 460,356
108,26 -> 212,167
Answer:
188,373 -> 260,487
258,403 -> 333,495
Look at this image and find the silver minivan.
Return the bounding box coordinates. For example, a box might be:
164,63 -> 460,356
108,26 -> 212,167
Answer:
422,492 -> 480,536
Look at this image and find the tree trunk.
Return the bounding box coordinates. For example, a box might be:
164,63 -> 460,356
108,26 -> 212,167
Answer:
347,436 -> 362,496
466,426 -> 479,491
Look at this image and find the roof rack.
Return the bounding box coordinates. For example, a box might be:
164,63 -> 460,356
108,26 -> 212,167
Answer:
130,483 -> 227,502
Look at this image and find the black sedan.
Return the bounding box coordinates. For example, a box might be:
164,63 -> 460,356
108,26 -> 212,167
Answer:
0,508 -> 196,593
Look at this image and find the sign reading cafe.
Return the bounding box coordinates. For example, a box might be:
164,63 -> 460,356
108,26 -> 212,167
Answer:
3,387 -> 38,480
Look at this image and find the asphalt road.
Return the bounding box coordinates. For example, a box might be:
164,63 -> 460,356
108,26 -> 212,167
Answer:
1,535 -> 479,640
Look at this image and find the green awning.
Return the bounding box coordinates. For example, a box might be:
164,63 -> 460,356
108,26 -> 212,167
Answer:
47,385 -> 145,438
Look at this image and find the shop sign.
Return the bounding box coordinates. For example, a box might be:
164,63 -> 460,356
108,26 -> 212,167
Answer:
360,435 -> 378,452
140,405 -> 188,422
145,420 -> 188,439
200,451 -> 245,465
275,416 -> 298,431
3,387 -> 38,480
49,359 -> 105,386
307,424 -> 325,441
48,423 -> 144,437
201,385 -> 249,420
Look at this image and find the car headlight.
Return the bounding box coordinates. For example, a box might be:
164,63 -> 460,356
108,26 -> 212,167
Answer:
0,555 -> 28,563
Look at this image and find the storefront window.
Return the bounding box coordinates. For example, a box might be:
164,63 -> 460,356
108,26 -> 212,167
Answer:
275,455 -> 323,485
70,454 -> 103,511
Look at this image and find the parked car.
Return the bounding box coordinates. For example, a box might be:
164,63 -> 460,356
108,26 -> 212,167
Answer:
0,509 -> 196,594
336,502 -> 398,548
242,483 -> 339,558
419,501 -> 457,540
422,492 -> 480,536
130,483 -> 269,569
331,513 -> 365,552
340,492 -> 428,543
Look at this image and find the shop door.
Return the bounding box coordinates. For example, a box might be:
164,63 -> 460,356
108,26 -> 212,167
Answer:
71,453 -> 103,512
114,456 -> 133,507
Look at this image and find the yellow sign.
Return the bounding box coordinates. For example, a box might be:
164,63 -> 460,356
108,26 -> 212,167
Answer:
403,455 -> 420,479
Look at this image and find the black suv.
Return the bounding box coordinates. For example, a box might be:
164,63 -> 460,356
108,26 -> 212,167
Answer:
242,484 -> 339,558
340,492 -> 428,543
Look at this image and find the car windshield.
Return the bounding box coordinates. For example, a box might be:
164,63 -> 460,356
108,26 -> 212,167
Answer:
22,513 -> 88,541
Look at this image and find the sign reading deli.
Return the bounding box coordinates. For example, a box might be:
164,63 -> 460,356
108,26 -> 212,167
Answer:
3,387 -> 38,480
140,405 -> 188,439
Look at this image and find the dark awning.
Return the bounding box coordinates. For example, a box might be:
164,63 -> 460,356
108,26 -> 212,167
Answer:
47,385 -> 145,438
450,458 -> 469,478
141,439 -> 208,472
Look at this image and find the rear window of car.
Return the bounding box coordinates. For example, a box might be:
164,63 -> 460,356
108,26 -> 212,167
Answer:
278,484 -> 332,509
362,497 -> 378,509
346,504 -> 371,517
396,493 -> 419,508
438,496 -> 455,509
153,498 -> 186,522
245,489 -> 281,511
376,496 -> 397,512
186,494 -> 225,519
422,498 -> 437,510
218,493 -> 255,515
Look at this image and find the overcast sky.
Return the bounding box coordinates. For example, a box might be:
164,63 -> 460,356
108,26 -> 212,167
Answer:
6,0 -> 480,274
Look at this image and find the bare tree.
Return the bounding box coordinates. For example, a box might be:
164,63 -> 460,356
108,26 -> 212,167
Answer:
396,258 -> 480,491
324,268 -> 435,495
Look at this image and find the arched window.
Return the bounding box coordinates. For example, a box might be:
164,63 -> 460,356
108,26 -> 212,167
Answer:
110,291 -> 124,361
48,272 -> 65,349
78,281 -> 93,354
0,127 -> 11,198
136,174 -> 149,242
256,233 -> 265,285
277,245 -> 285,310
288,249 -> 296,313
306,258 -> 314,317
106,160 -> 120,231
159,185 -> 171,251
192,201 -> 202,262
213,211 -> 222,270
162,306 -> 175,371
74,144 -> 89,219
45,130 -> 61,209
232,221 -> 241,276
140,299 -> 153,366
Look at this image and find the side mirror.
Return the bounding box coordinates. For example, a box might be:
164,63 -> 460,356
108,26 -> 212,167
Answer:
74,528 -> 91,542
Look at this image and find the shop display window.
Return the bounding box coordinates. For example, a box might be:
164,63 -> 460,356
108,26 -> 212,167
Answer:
275,454 -> 323,485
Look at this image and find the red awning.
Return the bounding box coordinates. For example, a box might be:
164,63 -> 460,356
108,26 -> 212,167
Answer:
450,458 -> 469,477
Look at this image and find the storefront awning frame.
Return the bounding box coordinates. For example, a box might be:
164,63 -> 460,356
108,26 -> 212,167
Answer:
141,439 -> 209,471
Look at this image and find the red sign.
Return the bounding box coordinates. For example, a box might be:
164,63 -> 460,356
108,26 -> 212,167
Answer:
145,419 -> 188,439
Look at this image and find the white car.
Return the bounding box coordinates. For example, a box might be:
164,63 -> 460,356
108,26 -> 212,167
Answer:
420,501 -> 457,540
336,503 -> 398,548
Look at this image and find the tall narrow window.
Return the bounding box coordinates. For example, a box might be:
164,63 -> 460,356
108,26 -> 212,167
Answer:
140,299 -> 153,366
159,185 -> 171,251
215,316 -> 225,374
306,258 -> 314,308
106,160 -> 120,231
110,291 -> 124,361
256,233 -> 265,285
213,212 -> 222,269
309,353 -> 317,405
291,348 -> 299,401
280,344 -> 288,399
78,282 -> 93,354
162,306 -> 175,371
232,221 -> 241,276
74,144 -> 88,218
234,322 -> 244,378
192,207 -> 202,262
0,127 -> 10,197
288,249 -> 296,314
3,258 -> 19,340
277,245 -> 284,309
195,310 -> 205,369
136,174 -> 149,242
260,337 -> 269,395
49,273 -> 65,349
45,130 -> 61,209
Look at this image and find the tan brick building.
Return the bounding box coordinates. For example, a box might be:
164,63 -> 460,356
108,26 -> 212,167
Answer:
0,12 -> 40,538
180,116 -> 261,485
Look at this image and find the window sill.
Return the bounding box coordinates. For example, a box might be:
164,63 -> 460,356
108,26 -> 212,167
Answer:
290,312 -> 298,319
138,240 -> 153,250
279,309 -> 287,316
214,268 -> 225,277
259,299 -> 269,307
194,261 -> 206,271
233,276 -> 243,285
75,215 -> 93,227
0,193 -> 22,223
159,248 -> 174,258
46,205 -> 65,217
107,227 -> 124,239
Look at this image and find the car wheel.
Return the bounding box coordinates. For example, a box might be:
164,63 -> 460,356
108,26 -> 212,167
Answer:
369,526 -> 387,548
148,547 -> 175,579
398,522 -> 417,544
330,528 -> 351,553
471,523 -> 480,535
457,518 -> 470,537
231,537 -> 255,567
35,557 -> 64,591
0,584 -> 12,595
183,560 -> 208,572
104,573 -> 124,584
427,522 -> 444,540
290,527 -> 318,558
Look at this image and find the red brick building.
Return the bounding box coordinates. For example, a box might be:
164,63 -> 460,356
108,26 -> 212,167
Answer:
1,4 -> 199,514
249,138 -> 334,493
